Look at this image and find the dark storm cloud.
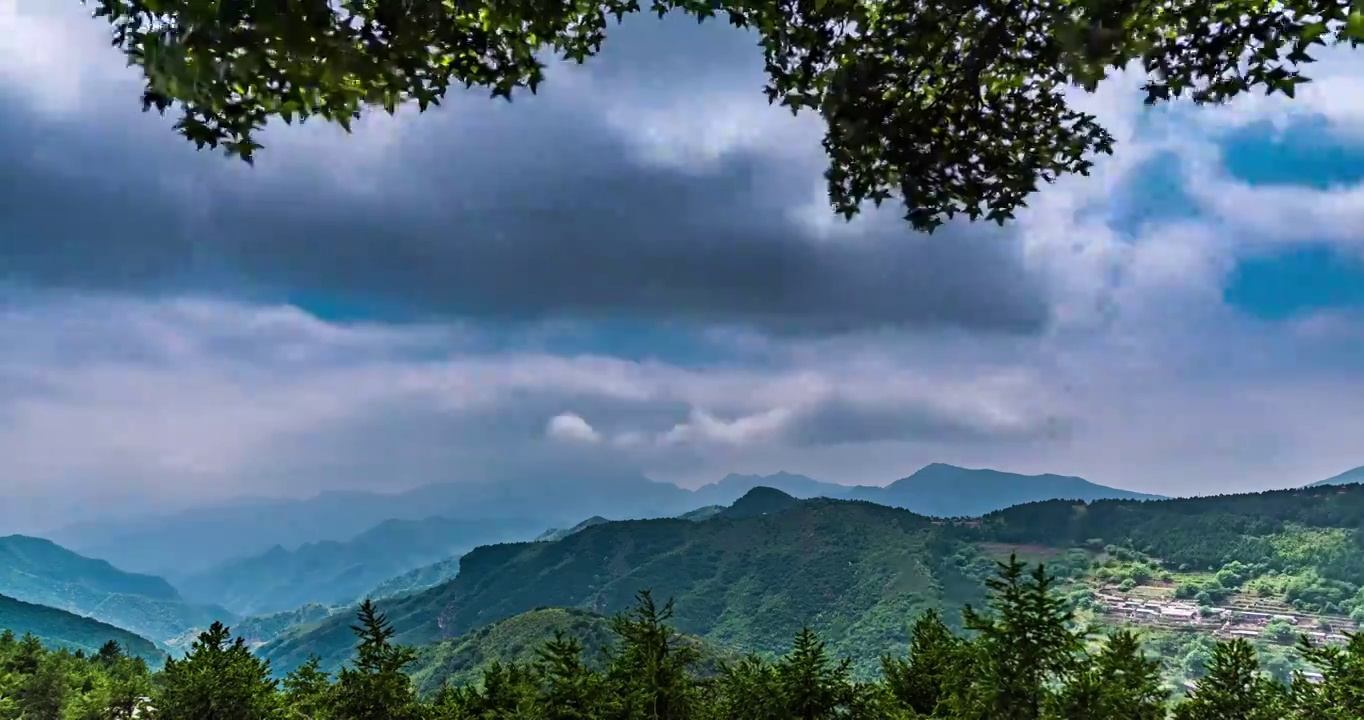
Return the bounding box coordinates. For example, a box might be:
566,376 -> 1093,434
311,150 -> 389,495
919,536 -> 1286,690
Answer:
0,15 -> 1051,336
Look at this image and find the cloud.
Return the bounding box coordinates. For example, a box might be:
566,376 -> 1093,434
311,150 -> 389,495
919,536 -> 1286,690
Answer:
3,2 -> 1364,536
547,413 -> 603,444
0,6 -> 1047,338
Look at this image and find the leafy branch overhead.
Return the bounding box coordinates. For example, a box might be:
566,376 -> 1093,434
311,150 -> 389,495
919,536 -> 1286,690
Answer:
87,0 -> 1363,232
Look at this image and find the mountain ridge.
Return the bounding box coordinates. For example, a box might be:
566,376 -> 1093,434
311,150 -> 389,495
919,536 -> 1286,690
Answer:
0,535 -> 229,645
50,463 -> 1160,583
0,593 -> 166,665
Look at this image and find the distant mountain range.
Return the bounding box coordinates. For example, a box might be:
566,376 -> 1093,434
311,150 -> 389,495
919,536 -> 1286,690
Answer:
0,593 -> 165,665
1308,466 -> 1364,487
176,516 -> 547,616
51,464 -> 1162,578
258,481 -> 1364,677
0,535 -> 230,645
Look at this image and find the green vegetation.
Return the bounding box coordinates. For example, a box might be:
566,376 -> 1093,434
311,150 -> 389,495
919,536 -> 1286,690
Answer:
10,557 -> 1363,720
976,485 -> 1364,615
91,0 -> 1364,232
408,606 -> 736,698
0,535 -> 230,644
0,595 -> 165,666
0,629 -> 156,720
258,496 -> 977,675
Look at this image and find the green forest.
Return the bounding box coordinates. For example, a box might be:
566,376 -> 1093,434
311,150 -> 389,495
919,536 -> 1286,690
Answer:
4,556 -> 1363,720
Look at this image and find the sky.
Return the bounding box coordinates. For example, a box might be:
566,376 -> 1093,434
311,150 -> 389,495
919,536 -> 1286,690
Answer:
2,1 -> 1363,533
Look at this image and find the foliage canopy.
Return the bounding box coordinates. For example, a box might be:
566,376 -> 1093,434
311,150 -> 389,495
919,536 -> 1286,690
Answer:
85,0 -> 1364,232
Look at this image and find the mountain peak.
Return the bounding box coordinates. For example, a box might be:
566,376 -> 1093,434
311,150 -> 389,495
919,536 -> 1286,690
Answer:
720,486 -> 799,519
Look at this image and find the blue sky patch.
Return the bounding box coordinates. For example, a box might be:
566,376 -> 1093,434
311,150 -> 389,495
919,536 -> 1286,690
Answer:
1225,246 -> 1364,319
1220,118 -> 1364,190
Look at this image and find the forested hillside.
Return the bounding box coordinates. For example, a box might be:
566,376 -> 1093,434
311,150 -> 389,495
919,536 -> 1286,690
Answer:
0,595 -> 165,665
0,535 -> 230,644
7,558 -> 1363,720
976,484 -> 1364,617
258,493 -> 977,674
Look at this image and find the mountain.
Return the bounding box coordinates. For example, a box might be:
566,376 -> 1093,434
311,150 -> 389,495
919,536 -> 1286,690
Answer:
54,471 -> 694,575
258,495 -> 977,674
535,516 -> 612,543
847,463 -> 1164,517
364,557 -> 465,602
0,594 -> 166,665
0,535 -> 231,643
177,516 -> 548,616
1308,466 -> 1364,487
718,487 -> 800,519
677,505 -> 725,522
689,472 -> 850,506
232,603 -> 337,649
52,462 -> 1157,579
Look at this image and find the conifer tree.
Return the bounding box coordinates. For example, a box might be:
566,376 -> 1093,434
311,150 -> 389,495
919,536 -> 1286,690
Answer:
882,609 -> 962,717
534,632 -> 609,720
1288,632 -> 1364,720
605,591 -> 701,720
776,628 -> 853,720
282,656 -> 333,720
156,622 -> 282,720
332,600 -> 420,720
952,555 -> 1086,720
1173,639 -> 1287,720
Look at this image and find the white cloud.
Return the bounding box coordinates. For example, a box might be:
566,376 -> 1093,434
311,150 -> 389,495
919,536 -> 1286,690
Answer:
547,413 -> 603,443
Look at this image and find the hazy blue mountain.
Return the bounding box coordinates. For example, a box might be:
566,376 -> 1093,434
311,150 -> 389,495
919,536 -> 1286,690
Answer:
364,556 -> 465,602
846,463 -> 1165,517
689,471 -> 851,506
0,593 -> 166,665
177,515 -> 548,616
0,535 -> 230,643
1308,466 -> 1364,487
54,470 -> 694,575
51,463 -> 1156,578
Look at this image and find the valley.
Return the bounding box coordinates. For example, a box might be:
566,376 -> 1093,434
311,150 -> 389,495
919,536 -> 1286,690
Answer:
4,464 -> 1364,715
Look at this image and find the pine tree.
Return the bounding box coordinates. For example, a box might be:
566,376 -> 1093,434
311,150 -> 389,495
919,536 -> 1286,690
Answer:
605,591 -> 701,720
882,609 -> 962,717
952,555 -> 1087,720
156,622 -> 282,720
776,628 -> 852,720
1172,639 -> 1287,720
1047,629 -> 1166,720
534,632 -> 608,720
1288,632 -> 1364,720
331,600 -> 419,720
282,656 -> 333,720
19,654 -> 70,720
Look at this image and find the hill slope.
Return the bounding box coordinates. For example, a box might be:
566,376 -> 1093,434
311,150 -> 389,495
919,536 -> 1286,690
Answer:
0,535 -> 230,643
0,593 -> 165,665
178,516 -> 547,616
1308,466 -> 1364,487
850,463 -> 1164,517
259,497 -> 976,674
407,606 -> 736,697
